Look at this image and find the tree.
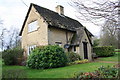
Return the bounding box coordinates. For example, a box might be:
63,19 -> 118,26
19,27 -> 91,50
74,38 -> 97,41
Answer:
6,27 -> 21,49
71,0 -> 119,25
0,19 -> 7,50
71,0 -> 119,48
0,18 -> 21,51
93,38 -> 100,47
100,19 -> 118,48
118,29 -> 120,48
99,31 -> 118,48
118,1 -> 120,49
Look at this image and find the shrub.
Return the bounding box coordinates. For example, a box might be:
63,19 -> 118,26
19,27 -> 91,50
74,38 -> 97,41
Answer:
67,59 -> 89,65
97,66 -> 118,78
73,59 -> 89,64
93,46 -> 115,57
27,45 -> 68,69
74,66 -> 118,79
66,52 -> 81,62
92,53 -> 98,59
2,48 -> 24,65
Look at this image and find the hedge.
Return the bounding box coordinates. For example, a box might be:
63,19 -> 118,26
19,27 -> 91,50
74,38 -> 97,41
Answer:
93,46 -> 115,57
2,48 -> 24,65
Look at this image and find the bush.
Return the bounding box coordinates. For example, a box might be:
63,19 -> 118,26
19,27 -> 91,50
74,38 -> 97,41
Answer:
66,52 -> 81,62
93,46 -> 115,57
92,53 -> 98,59
73,59 -> 89,64
67,59 -> 89,65
74,66 -> 118,79
2,48 -> 24,65
27,45 -> 68,69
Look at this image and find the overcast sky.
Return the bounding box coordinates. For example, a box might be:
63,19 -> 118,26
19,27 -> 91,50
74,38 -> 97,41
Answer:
0,0 -> 101,37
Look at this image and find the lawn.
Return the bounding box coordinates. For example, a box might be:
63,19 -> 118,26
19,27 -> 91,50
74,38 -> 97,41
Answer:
98,54 -> 119,62
2,62 -> 115,78
0,59 -> 2,79
99,52 -> 120,62
1,53 -> 118,78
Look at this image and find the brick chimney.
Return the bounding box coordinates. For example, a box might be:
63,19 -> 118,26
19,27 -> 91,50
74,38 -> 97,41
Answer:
56,5 -> 64,15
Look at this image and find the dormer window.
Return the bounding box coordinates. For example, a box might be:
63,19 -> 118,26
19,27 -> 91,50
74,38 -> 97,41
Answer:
28,20 -> 38,32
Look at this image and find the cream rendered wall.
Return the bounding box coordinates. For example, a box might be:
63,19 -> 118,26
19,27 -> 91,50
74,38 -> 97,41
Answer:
21,6 -> 48,57
48,27 -> 74,48
48,27 -> 92,60
79,30 -> 92,61
75,46 -> 80,54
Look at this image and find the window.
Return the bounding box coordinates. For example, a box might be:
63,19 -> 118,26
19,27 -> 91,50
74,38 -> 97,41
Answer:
74,46 -> 76,52
55,42 -> 62,47
28,45 -> 36,55
28,20 -> 38,32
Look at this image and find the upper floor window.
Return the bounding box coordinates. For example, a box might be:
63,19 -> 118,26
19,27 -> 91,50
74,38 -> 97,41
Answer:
28,20 -> 38,32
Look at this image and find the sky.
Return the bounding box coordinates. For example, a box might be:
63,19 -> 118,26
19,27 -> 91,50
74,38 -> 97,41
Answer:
0,0 -> 101,37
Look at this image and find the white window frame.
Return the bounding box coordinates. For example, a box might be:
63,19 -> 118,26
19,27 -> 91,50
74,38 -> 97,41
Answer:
28,45 -> 36,55
55,42 -> 62,47
28,20 -> 38,32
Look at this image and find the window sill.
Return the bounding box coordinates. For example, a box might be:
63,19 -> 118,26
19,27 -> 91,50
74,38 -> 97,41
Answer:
27,29 -> 38,34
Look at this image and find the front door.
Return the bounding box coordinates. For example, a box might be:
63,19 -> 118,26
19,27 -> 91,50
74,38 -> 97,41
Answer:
83,42 -> 88,59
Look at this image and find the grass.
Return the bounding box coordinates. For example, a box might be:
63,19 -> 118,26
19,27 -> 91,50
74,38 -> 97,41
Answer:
0,59 -> 2,79
1,51 -> 119,78
2,62 -> 114,78
98,54 -> 119,62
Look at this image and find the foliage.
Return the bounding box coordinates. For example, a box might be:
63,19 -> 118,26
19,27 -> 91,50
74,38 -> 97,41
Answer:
67,59 -> 89,65
74,66 -> 118,79
97,66 -> 118,78
73,59 -> 89,64
92,53 -> 98,59
27,45 -> 68,69
65,52 -> 81,62
93,46 -> 115,57
2,48 -> 24,65
99,32 -> 118,48
93,39 -> 100,47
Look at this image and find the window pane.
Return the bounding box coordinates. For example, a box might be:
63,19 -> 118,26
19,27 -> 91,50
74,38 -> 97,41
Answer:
28,45 -> 36,55
28,20 -> 38,32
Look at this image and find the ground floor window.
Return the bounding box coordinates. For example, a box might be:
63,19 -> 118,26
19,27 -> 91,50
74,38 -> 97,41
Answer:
74,46 -> 76,52
28,45 -> 36,55
55,42 -> 62,47
73,46 -> 79,53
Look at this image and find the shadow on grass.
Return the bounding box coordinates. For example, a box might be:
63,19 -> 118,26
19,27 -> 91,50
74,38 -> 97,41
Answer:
2,68 -> 27,79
